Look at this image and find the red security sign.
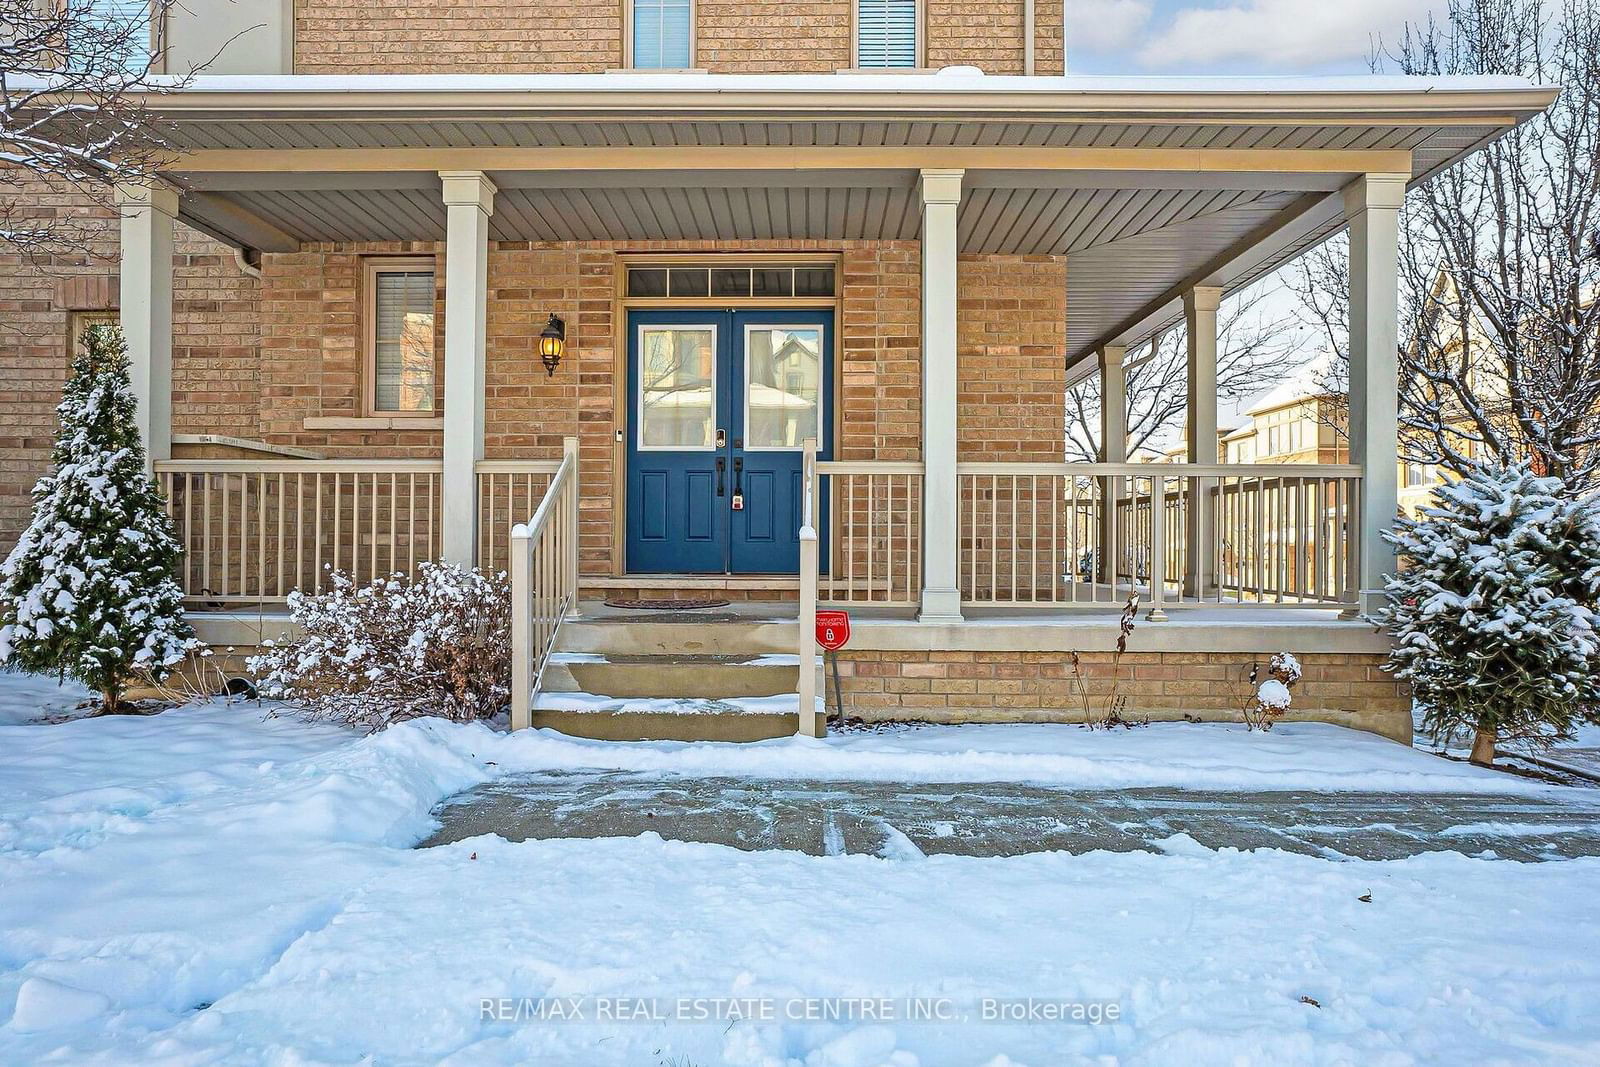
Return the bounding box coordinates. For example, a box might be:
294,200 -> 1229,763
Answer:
816,610 -> 851,651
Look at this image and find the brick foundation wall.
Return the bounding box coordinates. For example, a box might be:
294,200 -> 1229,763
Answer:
834,649 -> 1414,742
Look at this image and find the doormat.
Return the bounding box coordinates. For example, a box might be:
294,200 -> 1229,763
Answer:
604,597 -> 731,611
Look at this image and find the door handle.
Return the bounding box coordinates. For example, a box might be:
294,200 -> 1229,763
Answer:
732,457 -> 743,495
715,457 -> 726,497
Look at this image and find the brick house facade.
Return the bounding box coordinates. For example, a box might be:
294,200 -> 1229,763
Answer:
0,4 -> 1557,739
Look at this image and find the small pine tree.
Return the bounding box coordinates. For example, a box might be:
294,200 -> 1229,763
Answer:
1380,462 -> 1600,765
0,324 -> 196,712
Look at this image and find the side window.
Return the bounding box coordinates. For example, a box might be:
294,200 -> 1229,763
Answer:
70,311 -> 119,357
631,0 -> 693,69
856,0 -> 918,68
366,260 -> 437,415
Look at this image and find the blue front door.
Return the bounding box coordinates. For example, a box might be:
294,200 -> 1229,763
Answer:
626,309 -> 832,574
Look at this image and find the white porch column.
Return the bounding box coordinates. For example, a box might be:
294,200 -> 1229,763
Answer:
439,170 -> 497,566
1345,173 -> 1407,615
1097,344 -> 1127,583
116,182 -> 178,470
918,168 -> 964,623
1183,285 -> 1221,596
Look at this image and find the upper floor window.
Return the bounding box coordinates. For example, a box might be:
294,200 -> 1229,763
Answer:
856,0 -> 918,68
631,0 -> 693,69
80,0 -> 156,75
366,259 -> 437,415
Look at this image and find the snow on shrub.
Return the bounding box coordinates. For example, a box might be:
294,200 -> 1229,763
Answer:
1379,461 -> 1600,765
248,561 -> 511,731
1242,652 -> 1301,731
0,324 -> 196,712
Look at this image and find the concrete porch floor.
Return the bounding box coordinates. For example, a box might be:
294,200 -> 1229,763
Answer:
422,769 -> 1600,861
189,599 -> 1380,650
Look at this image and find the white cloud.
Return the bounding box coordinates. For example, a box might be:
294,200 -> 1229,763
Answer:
1068,0 -> 1155,55
1135,0 -> 1443,70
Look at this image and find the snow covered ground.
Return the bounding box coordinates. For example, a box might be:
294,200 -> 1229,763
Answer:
3,674 -> 1598,1064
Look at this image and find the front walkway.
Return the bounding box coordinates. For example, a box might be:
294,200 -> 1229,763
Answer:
424,769 -> 1600,861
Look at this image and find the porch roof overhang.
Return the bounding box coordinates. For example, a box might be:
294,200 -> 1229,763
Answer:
122,71 -> 1555,375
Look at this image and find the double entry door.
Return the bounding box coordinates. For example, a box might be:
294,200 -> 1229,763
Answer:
626,308 -> 832,574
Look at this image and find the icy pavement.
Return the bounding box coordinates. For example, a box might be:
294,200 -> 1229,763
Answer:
425,770 -> 1600,861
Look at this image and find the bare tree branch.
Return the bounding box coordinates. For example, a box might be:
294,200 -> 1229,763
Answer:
1065,283 -> 1304,462
0,0 -> 190,259
1291,0 -> 1600,490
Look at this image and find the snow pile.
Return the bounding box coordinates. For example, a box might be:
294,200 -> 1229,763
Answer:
488,721 -> 1565,796
1,674 -> 1597,1063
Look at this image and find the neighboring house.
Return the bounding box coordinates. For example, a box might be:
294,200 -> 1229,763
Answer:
0,1 -> 1556,742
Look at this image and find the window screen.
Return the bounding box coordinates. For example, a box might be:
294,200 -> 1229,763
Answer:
857,0 -> 917,68
372,267 -> 436,413
633,0 -> 692,69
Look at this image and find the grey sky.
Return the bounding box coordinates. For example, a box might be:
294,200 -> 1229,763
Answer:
1065,0 -> 1450,75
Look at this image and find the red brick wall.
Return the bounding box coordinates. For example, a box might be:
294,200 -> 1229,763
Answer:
290,0 -> 1060,74
698,0 -> 851,72
0,182 -> 259,547
258,242 -> 446,456
957,253 -> 1067,462
292,0 -> 624,73
1,206 -> 1068,573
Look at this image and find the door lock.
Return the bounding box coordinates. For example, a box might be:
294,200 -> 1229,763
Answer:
731,457 -> 745,511
715,427 -> 727,448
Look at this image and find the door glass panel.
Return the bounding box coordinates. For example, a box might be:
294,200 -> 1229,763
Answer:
745,326 -> 821,450
639,326 -> 717,449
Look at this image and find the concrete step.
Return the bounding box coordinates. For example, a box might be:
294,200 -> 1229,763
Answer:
528,695 -> 826,742
540,652 -> 800,699
556,614 -> 798,658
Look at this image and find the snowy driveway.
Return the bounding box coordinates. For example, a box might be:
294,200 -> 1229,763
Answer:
425,771 -> 1600,861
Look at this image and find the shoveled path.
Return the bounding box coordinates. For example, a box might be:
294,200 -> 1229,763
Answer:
422,770 -> 1600,861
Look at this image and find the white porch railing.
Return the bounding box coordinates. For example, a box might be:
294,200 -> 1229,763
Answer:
154,459 -> 441,605
476,459 -> 562,576
958,462 -> 1362,611
509,438 -> 581,731
816,459 -> 924,608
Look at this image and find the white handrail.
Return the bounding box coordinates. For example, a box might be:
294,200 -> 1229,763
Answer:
797,437 -> 820,738
509,436 -> 580,731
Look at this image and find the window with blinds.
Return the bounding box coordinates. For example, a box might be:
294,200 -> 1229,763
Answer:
80,0 -> 155,75
368,263 -> 436,414
632,0 -> 693,69
856,0 -> 918,68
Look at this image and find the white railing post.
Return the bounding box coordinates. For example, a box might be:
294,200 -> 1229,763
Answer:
798,438 -> 821,737
509,521 -> 533,731
563,435 -> 581,618
1147,473 -> 1168,620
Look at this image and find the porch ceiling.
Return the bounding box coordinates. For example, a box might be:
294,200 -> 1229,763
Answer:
143,72 -> 1556,371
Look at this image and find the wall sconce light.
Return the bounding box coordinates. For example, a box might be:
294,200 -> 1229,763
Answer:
538,314 -> 566,376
